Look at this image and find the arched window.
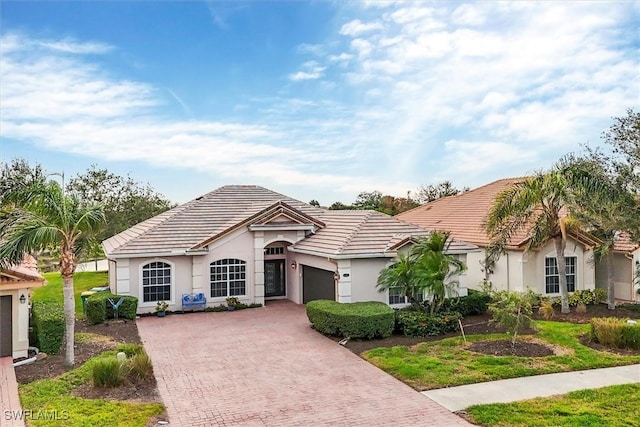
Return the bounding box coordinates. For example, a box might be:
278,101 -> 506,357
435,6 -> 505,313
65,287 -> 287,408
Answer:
142,261 -> 172,302
210,259 -> 246,298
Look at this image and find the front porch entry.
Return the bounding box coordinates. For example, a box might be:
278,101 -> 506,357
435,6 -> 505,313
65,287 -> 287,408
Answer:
264,259 -> 285,298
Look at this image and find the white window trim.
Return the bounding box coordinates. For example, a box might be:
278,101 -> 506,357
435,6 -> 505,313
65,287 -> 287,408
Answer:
139,259 -> 175,308
210,259 -> 248,299
544,256 -> 577,295
388,288 -> 424,308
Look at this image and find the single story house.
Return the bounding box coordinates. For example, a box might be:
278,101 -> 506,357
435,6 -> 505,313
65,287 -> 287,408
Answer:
0,256 -> 44,359
398,178 -> 640,302
102,185 -> 478,313
595,233 -> 640,302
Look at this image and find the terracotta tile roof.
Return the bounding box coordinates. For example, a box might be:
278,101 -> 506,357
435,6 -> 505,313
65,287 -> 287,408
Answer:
397,178 -> 526,248
103,185 -> 479,259
614,232 -> 640,253
1,255 -> 45,283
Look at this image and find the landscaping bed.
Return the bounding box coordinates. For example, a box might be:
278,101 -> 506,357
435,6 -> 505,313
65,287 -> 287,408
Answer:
15,317 -> 164,423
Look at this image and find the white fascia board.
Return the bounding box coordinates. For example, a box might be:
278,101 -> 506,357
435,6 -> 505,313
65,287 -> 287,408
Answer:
287,247 -> 395,260
248,224 -> 315,232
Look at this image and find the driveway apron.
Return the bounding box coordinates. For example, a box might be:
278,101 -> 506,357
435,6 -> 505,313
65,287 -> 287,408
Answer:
137,301 -> 469,426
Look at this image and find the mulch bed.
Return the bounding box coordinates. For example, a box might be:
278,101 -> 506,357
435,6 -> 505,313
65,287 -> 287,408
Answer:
14,318 -> 162,404
468,339 -> 554,357
335,303 -> 640,356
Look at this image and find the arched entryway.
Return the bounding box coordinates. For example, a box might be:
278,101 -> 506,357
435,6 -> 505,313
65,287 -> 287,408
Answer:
264,242 -> 290,299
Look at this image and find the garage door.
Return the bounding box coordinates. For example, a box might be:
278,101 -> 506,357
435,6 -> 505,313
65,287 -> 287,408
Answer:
302,266 -> 335,303
0,296 -> 12,357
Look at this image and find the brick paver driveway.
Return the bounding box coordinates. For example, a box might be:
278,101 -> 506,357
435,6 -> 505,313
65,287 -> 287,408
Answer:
138,301 -> 469,426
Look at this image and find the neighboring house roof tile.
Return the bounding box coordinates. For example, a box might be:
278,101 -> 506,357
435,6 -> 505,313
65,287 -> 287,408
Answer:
1,255 -> 45,284
103,185 -> 479,259
397,178 -> 526,248
614,232 -> 640,253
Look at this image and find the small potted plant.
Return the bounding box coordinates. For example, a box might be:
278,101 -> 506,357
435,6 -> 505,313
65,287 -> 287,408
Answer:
155,301 -> 169,317
226,297 -> 240,311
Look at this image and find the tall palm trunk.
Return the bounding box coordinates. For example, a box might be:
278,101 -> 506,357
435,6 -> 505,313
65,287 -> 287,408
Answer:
554,236 -> 570,314
61,247 -> 76,366
606,253 -> 616,310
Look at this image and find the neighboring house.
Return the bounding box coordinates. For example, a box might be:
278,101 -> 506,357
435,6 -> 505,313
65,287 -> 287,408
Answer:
102,185 -> 478,313
397,178 -> 604,297
0,256 -> 44,359
595,233 -> 640,302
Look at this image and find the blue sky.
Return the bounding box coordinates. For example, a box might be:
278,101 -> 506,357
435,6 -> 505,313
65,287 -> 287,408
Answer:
1,1 -> 638,205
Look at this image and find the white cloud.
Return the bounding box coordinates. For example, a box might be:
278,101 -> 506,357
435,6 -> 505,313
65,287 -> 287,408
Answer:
340,19 -> 384,36
288,60 -> 326,81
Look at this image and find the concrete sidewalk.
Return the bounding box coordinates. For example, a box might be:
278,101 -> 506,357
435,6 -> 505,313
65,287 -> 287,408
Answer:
423,364 -> 640,412
0,357 -> 25,427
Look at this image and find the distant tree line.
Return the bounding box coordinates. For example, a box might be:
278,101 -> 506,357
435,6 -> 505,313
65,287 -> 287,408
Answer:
320,181 -> 468,215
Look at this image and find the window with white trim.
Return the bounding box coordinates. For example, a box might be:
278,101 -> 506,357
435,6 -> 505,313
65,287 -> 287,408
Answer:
210,259 -> 247,298
388,287 -> 424,305
142,261 -> 171,302
545,256 -> 576,294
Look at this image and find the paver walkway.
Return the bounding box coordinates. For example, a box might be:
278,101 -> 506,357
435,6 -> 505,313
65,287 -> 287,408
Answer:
138,301 -> 470,427
0,357 -> 25,427
423,364 -> 640,412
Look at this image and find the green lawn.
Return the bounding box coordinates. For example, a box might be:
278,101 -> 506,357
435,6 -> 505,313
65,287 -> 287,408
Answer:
363,321 -> 640,390
32,271 -> 108,318
465,383 -> 640,427
19,349 -> 164,427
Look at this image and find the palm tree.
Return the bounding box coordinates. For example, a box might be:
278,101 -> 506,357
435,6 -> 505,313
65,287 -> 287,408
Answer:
485,171 -> 576,313
560,156 -> 640,309
377,231 -> 466,313
0,180 -> 104,366
376,251 -> 423,309
412,231 -> 466,314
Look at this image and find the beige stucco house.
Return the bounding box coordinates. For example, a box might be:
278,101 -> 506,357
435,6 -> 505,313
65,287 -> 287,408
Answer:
398,178 -> 614,298
102,185 -> 478,314
0,256 -> 44,359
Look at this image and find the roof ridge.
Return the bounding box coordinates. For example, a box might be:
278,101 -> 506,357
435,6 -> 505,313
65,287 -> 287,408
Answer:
335,210 -> 375,254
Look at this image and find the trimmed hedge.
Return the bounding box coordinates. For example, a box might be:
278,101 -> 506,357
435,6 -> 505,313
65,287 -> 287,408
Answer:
86,293 -> 138,324
439,290 -> 491,317
395,310 -> 462,337
31,301 -> 65,354
306,300 -> 394,339
590,317 -> 640,350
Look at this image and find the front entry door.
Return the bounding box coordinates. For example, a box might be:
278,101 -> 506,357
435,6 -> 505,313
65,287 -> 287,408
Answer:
0,296 -> 12,357
264,260 -> 286,297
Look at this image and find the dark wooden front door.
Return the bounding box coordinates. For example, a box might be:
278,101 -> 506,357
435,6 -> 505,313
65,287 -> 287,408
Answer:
265,260 -> 286,297
302,266 -> 335,303
0,296 -> 12,357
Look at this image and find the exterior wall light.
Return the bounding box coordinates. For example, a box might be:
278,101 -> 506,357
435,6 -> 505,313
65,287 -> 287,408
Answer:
290,260 -> 297,269
20,294 -> 26,304
333,272 -> 340,282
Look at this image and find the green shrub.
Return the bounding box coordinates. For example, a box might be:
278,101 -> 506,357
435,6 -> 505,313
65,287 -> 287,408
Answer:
206,304 -> 228,312
117,343 -> 145,357
93,358 -> 125,387
86,293 -> 139,324
439,290 -> 491,316
306,300 -> 394,339
489,289 -> 537,345
248,303 -> 262,308
127,353 -> 154,380
395,310 -> 461,337
551,289 -> 607,308
31,301 -> 65,354
591,317 -> 640,350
